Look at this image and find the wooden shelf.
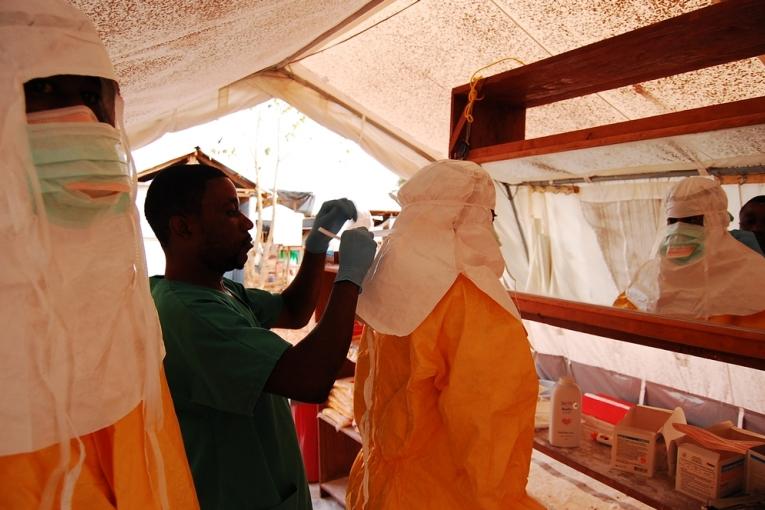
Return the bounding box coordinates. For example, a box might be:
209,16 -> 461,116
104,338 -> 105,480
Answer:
319,476 -> 349,505
449,0 -> 765,156
533,429 -> 698,510
511,291 -> 765,370
317,413 -> 361,508
321,266 -> 764,370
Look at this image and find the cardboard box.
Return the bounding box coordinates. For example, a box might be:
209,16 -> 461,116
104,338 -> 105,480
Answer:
675,427 -> 765,502
747,444 -> 765,494
611,405 -> 682,477
676,442 -> 746,501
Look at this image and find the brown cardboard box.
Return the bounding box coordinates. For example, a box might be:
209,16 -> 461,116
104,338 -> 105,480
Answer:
747,443 -> 765,494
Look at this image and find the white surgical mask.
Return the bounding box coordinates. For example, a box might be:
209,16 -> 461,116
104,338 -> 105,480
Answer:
26,121 -> 131,227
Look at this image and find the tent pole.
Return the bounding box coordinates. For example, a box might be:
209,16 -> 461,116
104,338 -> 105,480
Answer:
505,166 -> 765,187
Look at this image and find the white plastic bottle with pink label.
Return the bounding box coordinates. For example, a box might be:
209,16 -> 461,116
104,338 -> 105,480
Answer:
549,376 -> 582,447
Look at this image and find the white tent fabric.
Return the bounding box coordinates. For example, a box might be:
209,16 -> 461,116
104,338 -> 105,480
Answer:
527,322 -> 765,413
69,0 -> 765,180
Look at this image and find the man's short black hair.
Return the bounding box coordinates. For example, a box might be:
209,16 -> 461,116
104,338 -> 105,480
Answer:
741,195 -> 765,211
144,164 -> 228,247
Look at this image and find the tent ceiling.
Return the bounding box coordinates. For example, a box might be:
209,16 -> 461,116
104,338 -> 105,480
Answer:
72,0 -> 765,180
71,0 -> 373,128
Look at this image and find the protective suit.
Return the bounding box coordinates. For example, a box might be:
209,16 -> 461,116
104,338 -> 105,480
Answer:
0,1 -> 197,508
347,160 -> 542,510
616,177 -> 765,328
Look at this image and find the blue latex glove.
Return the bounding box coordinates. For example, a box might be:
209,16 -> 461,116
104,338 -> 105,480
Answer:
335,228 -> 376,290
305,198 -> 358,254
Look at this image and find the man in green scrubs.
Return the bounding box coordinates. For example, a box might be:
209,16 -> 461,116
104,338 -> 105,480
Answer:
144,164 -> 376,510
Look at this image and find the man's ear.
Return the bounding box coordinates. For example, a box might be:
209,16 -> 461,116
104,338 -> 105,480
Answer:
169,215 -> 194,241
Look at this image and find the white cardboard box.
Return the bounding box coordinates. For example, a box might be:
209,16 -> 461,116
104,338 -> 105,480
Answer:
747,444 -> 765,494
611,405 -> 681,477
676,442 -> 746,501
675,427 -> 765,502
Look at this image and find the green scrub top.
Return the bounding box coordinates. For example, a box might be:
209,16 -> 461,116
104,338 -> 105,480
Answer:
150,276 -> 311,510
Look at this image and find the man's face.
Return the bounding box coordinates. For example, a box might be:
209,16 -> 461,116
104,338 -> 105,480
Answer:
740,202 -> 765,234
195,178 -> 254,273
24,75 -> 115,126
740,201 -> 765,250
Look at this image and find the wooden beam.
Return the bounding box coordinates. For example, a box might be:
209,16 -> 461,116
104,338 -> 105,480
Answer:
512,292 -> 765,370
321,266 -> 764,369
718,173 -> 765,185
451,0 -> 765,110
466,96 -> 765,163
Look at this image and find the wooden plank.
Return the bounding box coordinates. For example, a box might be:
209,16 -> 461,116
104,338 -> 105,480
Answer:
451,0 -> 765,110
512,292 -> 765,370
463,100 -> 525,157
319,477 -> 349,508
318,414 -> 361,485
320,267 -> 765,370
340,425 -> 362,444
467,96 -> 765,163
533,430 -> 698,510
718,173 -> 765,185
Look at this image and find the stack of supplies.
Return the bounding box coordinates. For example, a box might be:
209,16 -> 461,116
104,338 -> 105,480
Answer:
320,377 -> 355,431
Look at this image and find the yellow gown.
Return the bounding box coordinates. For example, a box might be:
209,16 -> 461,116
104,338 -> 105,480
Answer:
347,276 -> 543,510
0,370 -> 199,510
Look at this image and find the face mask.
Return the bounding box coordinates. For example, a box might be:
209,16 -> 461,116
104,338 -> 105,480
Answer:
26,121 -> 131,227
659,222 -> 705,265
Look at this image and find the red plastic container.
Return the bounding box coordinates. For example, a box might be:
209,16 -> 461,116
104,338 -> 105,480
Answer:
291,402 -> 320,482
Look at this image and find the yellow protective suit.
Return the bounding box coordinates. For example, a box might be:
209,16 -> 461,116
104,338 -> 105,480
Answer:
347,275 -> 542,510
0,1 -> 199,508
0,370 -> 197,509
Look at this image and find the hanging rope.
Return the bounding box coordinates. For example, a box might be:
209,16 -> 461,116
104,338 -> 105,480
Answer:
463,56 -> 526,123
453,56 -> 526,159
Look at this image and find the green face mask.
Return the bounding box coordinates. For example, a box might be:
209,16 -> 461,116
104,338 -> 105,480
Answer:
659,222 -> 705,265
26,122 -> 131,227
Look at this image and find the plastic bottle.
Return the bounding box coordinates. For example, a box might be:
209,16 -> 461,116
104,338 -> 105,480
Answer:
548,376 -> 582,447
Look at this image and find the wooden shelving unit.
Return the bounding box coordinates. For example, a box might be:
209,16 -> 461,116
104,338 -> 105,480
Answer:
317,413 -> 361,505
533,430 -> 697,510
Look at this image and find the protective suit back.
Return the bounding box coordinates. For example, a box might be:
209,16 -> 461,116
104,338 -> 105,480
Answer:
348,160 -> 542,509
